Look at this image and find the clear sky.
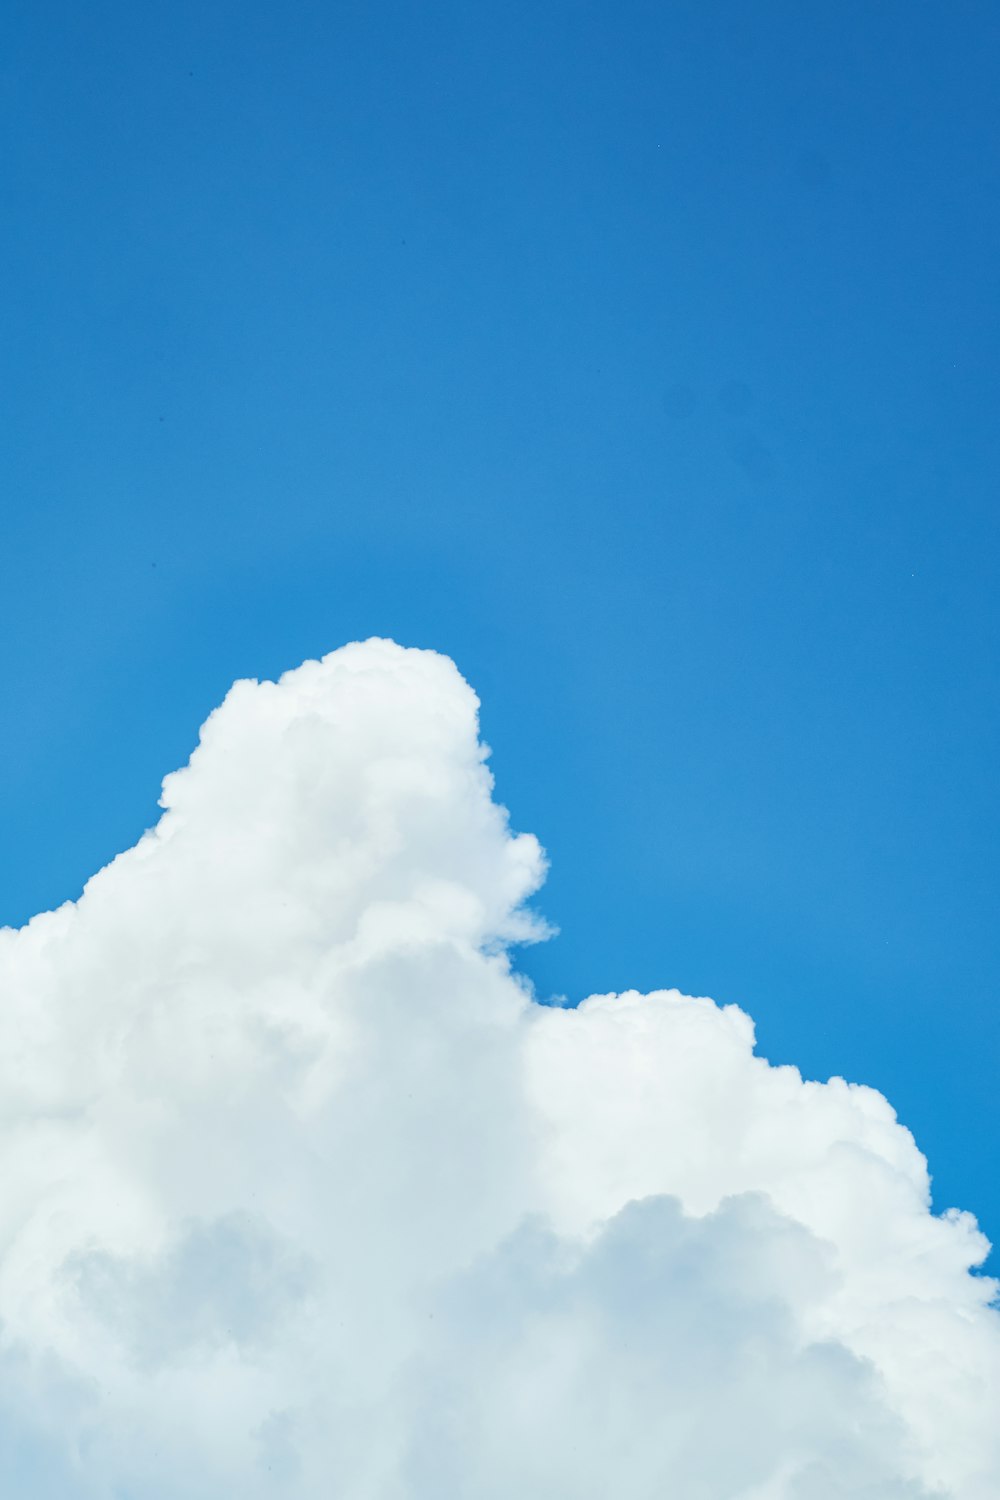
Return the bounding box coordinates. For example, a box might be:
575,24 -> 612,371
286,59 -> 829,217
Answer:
2,0 -> 998,1248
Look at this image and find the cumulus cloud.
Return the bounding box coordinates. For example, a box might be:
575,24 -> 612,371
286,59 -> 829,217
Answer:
0,638 -> 996,1497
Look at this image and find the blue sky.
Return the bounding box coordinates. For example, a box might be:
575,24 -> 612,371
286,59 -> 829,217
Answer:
2,0 -> 998,1250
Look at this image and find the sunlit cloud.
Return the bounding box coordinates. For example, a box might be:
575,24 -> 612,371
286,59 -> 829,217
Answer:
1,640 -> 996,1497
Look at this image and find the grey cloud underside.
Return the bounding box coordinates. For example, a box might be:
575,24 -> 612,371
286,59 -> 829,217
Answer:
0,641 -> 996,1498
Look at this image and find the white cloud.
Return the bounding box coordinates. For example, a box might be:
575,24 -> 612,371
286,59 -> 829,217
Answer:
0,638 -> 996,1497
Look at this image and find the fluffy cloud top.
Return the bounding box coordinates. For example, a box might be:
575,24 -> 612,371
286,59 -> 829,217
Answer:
1,639 -> 996,1497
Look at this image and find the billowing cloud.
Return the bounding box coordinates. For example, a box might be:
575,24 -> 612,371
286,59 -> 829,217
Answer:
0,639 -> 996,1497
